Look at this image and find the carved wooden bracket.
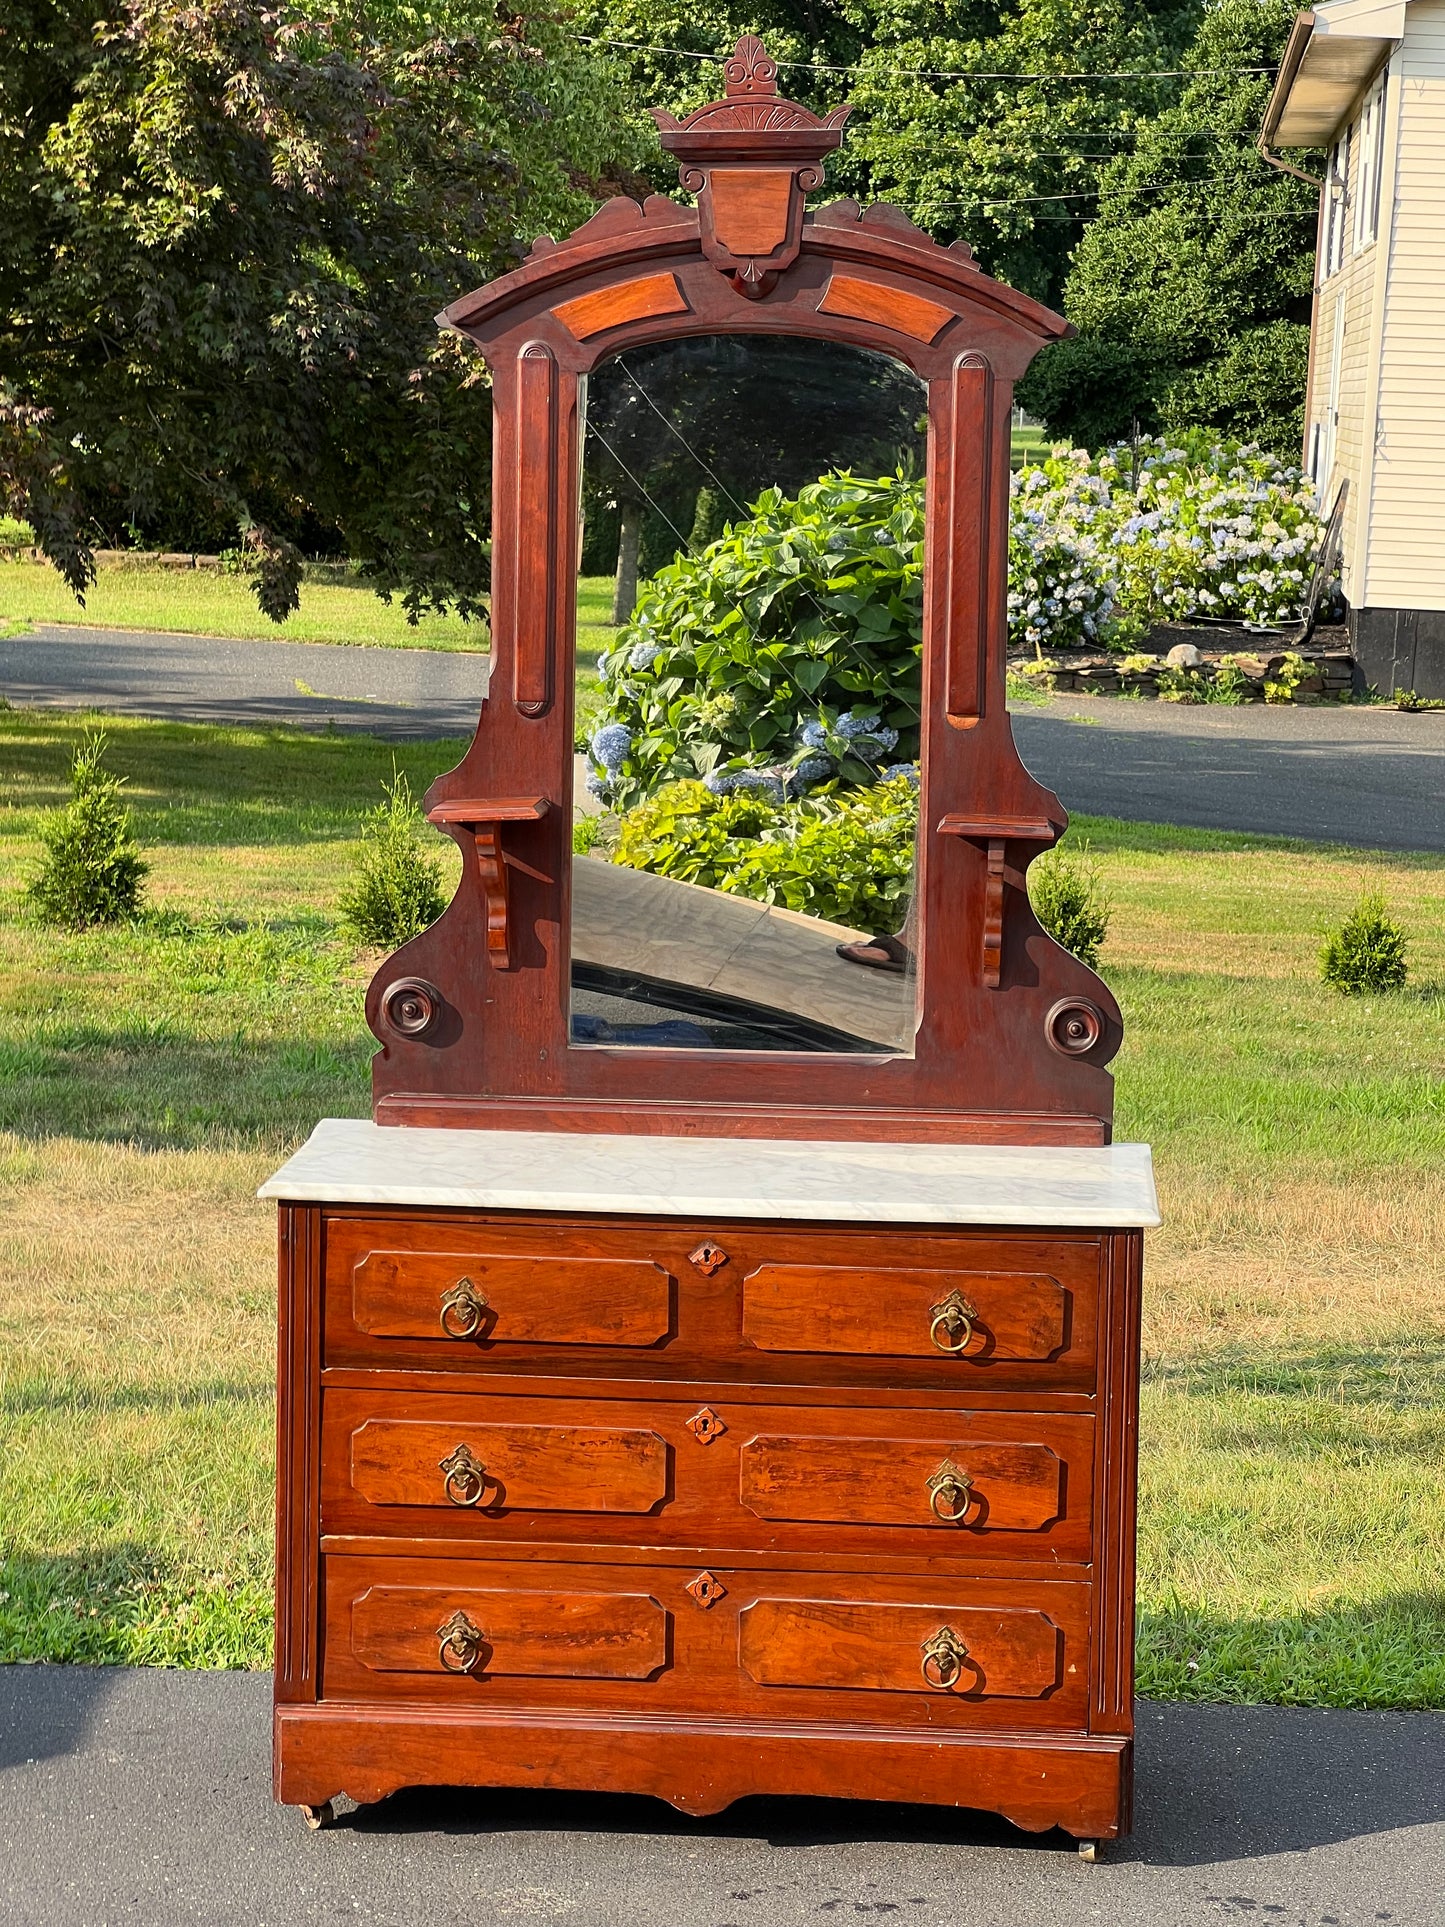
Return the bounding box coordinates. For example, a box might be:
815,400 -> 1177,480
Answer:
652,36 -> 850,298
426,796 -> 551,970
937,815 -> 1062,989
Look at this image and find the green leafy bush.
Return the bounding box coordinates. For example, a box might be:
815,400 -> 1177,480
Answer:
27,730 -> 147,927
339,767 -> 446,948
584,472 -> 924,810
1029,842 -> 1110,968
610,776 -> 919,934
1320,890 -> 1408,995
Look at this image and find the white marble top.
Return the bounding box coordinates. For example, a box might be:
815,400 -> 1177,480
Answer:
259,1119 -> 1159,1227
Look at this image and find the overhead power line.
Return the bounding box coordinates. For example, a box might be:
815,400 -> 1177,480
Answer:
574,36 -> 1274,83
974,171 -> 1293,206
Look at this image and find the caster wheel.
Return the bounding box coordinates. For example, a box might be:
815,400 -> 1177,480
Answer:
301,1801 -> 336,1831
1078,1839 -> 1099,1863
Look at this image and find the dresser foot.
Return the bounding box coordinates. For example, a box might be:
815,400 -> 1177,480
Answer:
301,1801 -> 337,1831
1077,1839 -> 1099,1863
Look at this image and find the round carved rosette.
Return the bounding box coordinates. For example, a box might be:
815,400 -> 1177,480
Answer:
1044,997 -> 1104,1057
381,976 -> 443,1038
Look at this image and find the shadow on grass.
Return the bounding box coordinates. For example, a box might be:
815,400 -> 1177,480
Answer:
0,1547 -> 271,1673
0,1027 -> 371,1149
0,709 -> 466,847
1138,1594 -> 1445,1711
1143,1338 -> 1445,1407
1,1378 -> 270,1419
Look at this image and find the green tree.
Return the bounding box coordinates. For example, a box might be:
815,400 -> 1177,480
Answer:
0,0 -> 633,619
578,0 -> 1203,306
1020,0 -> 1317,454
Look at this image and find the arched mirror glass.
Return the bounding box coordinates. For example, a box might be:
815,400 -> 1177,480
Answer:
568,334 -> 927,1054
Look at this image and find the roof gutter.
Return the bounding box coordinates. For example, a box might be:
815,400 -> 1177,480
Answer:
1259,11 -> 1325,184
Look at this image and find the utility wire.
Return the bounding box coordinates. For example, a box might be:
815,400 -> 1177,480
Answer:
595,357 -> 924,726
575,37 -> 1273,82
585,422 -> 695,554
971,172 -> 1305,206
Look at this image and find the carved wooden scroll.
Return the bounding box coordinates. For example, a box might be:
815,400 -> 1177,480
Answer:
426,798 -> 551,970
514,344 -> 558,717
937,816 -> 1061,989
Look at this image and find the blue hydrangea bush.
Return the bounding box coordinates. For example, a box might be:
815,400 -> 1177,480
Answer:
583,472 -> 924,810
1017,431 -> 1325,635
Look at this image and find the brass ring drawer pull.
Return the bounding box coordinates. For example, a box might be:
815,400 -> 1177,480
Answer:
436,1609 -> 485,1673
926,1459 -> 975,1523
438,1442 -> 488,1507
920,1626 -> 969,1691
928,1289 -> 978,1355
439,1276 -> 489,1339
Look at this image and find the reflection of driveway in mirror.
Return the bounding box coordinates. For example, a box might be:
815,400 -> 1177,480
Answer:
570,857 -> 915,1053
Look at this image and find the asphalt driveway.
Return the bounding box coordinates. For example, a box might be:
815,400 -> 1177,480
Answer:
0,1666 -> 1440,1927
4,623 -> 1444,851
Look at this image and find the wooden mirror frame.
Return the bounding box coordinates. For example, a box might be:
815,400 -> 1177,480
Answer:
366,37 -> 1123,1146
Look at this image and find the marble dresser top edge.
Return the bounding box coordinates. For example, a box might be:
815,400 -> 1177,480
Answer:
258,1119 -> 1161,1227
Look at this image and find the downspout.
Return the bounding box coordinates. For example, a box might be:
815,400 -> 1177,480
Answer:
1259,8 -> 1326,465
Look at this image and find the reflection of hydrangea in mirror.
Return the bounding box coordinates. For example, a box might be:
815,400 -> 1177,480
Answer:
582,471 -> 925,812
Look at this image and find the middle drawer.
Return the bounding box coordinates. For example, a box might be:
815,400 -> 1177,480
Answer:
321,1386 -> 1094,1564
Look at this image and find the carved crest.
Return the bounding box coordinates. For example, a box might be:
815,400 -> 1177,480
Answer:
652,35 -> 850,297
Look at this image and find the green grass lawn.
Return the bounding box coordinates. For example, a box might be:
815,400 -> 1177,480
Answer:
0,708 -> 1441,1700
1011,424 -> 1061,470
0,559 -> 624,665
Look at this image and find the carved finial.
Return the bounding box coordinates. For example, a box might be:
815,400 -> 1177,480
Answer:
723,34 -> 779,97
650,33 -> 850,297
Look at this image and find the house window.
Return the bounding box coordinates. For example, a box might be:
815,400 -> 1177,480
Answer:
1356,76 -> 1394,248
1354,77 -> 1386,249
1322,129 -> 1351,278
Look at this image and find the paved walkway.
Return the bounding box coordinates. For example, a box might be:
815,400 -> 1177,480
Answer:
1,1666 -> 1441,1926
0,622 -> 489,740
5,624 -> 1445,850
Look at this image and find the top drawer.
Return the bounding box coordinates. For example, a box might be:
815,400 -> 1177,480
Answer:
321,1214 -> 1102,1392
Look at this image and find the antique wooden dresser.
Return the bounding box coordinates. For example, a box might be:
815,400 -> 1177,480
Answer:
263,37 -> 1158,1856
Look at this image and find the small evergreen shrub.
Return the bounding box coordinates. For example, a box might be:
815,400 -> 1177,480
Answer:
27,731 -> 147,927
1029,842 -> 1110,969
1320,889 -> 1408,994
611,775 -> 919,933
339,767 -> 447,948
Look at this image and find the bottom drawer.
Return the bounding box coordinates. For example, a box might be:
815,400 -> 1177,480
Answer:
320,1554 -> 1092,1731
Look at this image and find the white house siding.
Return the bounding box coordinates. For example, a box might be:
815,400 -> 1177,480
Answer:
1363,0 -> 1445,609
1307,87 -> 1387,602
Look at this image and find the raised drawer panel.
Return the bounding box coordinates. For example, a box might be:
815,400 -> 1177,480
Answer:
320,1553 -> 1090,1728
740,1435 -> 1061,1532
352,1247 -> 673,1348
739,1599 -> 1060,1699
348,1417 -> 669,1515
321,1215 -> 1099,1393
323,1390 -> 1092,1562
351,1584 -> 668,1680
742,1265 -> 1065,1362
